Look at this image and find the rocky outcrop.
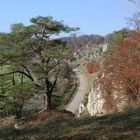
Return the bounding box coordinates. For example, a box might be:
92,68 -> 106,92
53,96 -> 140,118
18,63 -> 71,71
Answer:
76,42 -> 134,117
77,82 -> 128,117
87,86 -> 106,116
86,84 -> 128,116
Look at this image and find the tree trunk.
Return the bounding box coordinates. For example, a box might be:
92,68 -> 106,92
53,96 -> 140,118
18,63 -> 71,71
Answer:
45,76 -> 58,110
46,91 -> 52,110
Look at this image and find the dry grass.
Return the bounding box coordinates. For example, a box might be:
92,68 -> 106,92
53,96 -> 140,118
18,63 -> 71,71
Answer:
0,108 -> 140,140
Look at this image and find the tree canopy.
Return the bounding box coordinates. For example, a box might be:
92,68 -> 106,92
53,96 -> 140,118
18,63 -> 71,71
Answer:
0,16 -> 78,116
100,31 -> 140,110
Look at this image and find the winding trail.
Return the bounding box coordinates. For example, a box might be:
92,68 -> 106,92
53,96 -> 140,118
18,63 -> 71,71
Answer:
66,68 -> 88,114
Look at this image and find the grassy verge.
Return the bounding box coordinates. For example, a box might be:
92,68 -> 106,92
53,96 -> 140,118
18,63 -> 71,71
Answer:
52,77 -> 77,109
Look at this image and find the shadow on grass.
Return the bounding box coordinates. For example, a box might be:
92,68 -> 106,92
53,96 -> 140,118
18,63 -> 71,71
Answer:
1,107 -> 140,140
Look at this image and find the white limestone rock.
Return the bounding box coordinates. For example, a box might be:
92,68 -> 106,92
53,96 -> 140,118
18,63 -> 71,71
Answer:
102,44 -> 108,52
87,86 -> 106,116
78,103 -> 86,114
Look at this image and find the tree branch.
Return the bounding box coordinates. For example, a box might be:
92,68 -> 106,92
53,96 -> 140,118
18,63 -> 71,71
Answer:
0,70 -> 34,82
21,65 -> 34,81
47,59 -> 61,73
49,69 -> 61,93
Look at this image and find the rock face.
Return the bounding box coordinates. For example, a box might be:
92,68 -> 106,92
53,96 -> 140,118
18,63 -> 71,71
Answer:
102,43 -> 108,52
75,43 -> 129,116
86,85 -> 128,116
78,103 -> 86,114
87,86 -> 106,116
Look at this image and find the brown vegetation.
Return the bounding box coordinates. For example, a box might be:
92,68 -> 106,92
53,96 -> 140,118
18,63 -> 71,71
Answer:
1,108 -> 140,140
85,62 -> 99,74
100,31 -> 140,111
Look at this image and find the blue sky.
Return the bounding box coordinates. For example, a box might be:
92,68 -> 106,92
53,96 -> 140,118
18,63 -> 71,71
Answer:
0,0 -> 137,36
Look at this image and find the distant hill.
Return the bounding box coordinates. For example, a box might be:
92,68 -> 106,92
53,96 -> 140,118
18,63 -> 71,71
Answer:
62,34 -> 105,52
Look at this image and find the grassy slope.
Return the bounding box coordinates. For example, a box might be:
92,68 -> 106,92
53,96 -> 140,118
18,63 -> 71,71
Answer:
0,108 -> 140,140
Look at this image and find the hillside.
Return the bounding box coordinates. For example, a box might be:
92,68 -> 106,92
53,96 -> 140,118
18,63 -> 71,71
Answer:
1,29 -> 140,140
62,34 -> 105,52
1,108 -> 140,140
